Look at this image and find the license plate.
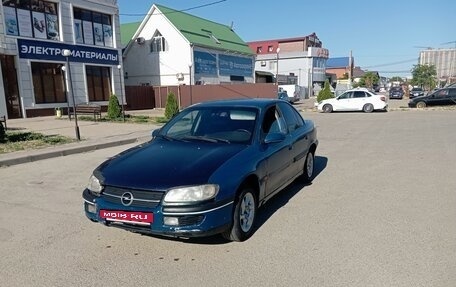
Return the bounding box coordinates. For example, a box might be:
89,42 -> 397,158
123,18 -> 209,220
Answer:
100,210 -> 153,225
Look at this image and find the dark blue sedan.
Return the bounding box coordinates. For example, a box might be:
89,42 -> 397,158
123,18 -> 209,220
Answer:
83,99 -> 318,241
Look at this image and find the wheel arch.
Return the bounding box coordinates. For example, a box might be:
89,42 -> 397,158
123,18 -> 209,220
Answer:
236,174 -> 260,204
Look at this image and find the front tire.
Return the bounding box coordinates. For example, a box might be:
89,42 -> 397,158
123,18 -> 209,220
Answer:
416,101 -> 426,108
363,103 -> 374,113
222,188 -> 257,242
322,104 -> 333,113
301,151 -> 315,183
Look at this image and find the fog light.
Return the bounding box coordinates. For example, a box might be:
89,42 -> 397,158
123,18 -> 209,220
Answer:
86,202 -> 97,214
164,217 -> 179,226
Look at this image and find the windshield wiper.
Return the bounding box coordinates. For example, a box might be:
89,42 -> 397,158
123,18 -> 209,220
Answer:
182,135 -> 230,144
156,134 -> 184,142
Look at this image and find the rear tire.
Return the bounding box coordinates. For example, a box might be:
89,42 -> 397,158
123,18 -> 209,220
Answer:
222,187 -> 257,242
322,104 -> 333,113
363,103 -> 374,113
416,101 -> 426,108
301,151 -> 315,183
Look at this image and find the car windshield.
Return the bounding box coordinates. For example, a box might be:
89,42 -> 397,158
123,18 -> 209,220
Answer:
411,88 -> 422,91
159,107 -> 258,144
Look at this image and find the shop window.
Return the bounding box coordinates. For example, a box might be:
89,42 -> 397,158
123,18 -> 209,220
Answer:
3,0 -> 60,40
150,31 -> 166,52
31,62 -> 66,104
86,66 -> 112,102
73,8 -> 113,47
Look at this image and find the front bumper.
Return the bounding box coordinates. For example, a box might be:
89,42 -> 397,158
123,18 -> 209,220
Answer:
83,189 -> 234,238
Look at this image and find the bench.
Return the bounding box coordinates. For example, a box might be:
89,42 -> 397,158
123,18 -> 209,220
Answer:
0,115 -> 6,130
70,103 -> 102,121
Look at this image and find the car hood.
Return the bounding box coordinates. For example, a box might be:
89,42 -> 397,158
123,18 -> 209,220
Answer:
96,139 -> 247,190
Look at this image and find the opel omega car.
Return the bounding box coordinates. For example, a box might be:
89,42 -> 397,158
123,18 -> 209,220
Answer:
317,88 -> 387,113
408,86 -> 456,108
83,99 -> 318,242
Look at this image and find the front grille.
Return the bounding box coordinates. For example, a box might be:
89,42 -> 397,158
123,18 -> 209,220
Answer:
102,186 -> 164,209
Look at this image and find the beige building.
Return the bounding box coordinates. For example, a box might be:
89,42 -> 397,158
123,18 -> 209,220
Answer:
419,48 -> 456,84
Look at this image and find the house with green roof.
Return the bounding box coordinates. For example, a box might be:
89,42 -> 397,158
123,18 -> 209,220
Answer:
121,4 -> 255,86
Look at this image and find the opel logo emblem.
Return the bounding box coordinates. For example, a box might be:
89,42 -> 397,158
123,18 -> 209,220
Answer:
120,192 -> 134,206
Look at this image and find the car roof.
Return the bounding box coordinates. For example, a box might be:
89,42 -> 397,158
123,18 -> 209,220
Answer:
346,87 -> 371,92
190,98 -> 281,109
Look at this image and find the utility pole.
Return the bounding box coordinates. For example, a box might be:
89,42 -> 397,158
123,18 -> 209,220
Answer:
349,50 -> 353,86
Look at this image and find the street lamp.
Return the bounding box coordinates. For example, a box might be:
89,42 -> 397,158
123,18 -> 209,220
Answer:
60,65 -> 71,121
62,49 -> 80,141
276,48 -> 281,90
188,63 -> 193,106
117,65 -> 125,121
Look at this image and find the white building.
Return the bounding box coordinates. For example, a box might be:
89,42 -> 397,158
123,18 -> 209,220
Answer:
254,47 -> 329,97
121,4 -> 255,87
0,0 -> 122,119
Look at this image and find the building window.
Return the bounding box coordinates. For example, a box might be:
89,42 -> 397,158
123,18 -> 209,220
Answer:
3,0 -> 59,40
86,66 -> 112,101
150,31 -> 166,52
256,47 -> 262,53
268,46 -> 273,52
73,8 -> 113,47
32,62 -> 66,104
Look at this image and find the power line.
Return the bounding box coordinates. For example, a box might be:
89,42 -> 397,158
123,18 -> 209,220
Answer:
120,0 -> 227,16
362,58 -> 418,69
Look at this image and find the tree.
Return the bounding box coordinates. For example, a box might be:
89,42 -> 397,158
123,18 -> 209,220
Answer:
107,94 -> 122,119
165,92 -> 179,119
411,64 -> 437,91
339,72 -> 349,80
358,72 -> 379,89
317,79 -> 333,103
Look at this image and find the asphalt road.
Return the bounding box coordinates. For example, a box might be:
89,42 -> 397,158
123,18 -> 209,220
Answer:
1,109 -> 455,287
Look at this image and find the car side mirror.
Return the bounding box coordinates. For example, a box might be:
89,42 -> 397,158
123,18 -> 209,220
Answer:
152,129 -> 160,138
264,132 -> 286,144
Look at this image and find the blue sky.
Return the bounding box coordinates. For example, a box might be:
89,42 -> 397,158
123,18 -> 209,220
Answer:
117,0 -> 456,77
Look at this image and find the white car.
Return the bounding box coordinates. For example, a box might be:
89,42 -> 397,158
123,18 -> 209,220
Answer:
317,88 -> 388,113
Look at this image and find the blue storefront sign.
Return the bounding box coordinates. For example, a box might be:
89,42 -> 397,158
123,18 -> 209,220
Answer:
17,39 -> 119,65
219,54 -> 253,77
194,51 -> 217,75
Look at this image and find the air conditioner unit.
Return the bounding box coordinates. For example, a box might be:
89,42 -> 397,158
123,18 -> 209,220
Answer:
136,37 -> 145,45
176,73 -> 184,81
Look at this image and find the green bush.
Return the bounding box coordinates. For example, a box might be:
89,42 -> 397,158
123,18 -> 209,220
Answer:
165,92 -> 179,119
0,122 -> 5,143
107,94 -> 122,119
317,79 -> 334,103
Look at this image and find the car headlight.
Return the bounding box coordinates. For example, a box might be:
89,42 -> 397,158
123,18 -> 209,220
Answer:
87,174 -> 103,195
164,184 -> 219,204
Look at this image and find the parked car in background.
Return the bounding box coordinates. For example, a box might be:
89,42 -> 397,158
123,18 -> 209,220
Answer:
317,88 -> 387,113
278,91 -> 298,103
389,86 -> 404,99
278,85 -> 302,103
408,87 -> 456,108
409,87 -> 424,99
83,99 -> 318,242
